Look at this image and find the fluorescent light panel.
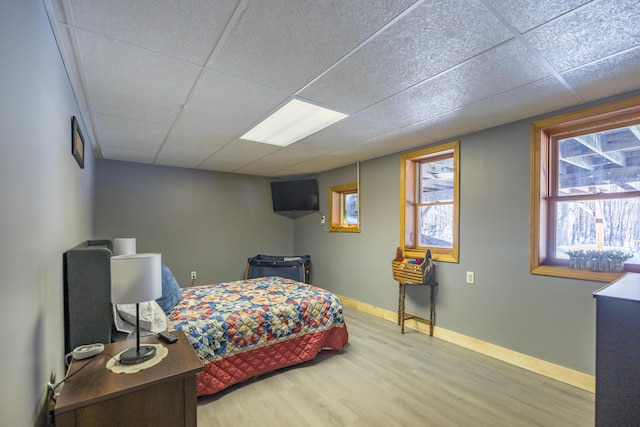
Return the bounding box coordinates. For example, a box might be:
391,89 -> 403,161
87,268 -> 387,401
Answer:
241,99 -> 348,146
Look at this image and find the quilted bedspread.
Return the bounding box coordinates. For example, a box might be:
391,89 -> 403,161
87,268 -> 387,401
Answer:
167,276 -> 349,396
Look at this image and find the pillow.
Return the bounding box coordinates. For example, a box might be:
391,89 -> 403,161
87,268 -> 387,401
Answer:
155,263 -> 182,314
113,300 -> 166,334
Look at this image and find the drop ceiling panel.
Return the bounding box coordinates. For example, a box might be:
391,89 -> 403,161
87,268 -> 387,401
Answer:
358,39 -> 553,129
250,147 -> 321,170
332,130 -> 430,161
406,77 -> 580,141
153,154 -> 206,170
207,139 -> 280,165
76,30 -> 201,123
233,164 -> 284,177
162,128 -> 230,153
94,114 -> 170,151
45,0 -> 640,177
470,77 -> 580,121
291,116 -> 395,154
300,0 -> 514,113
562,47 -> 640,102
210,0 -> 417,92
279,155 -> 359,176
198,158 -> 250,173
57,0 -> 238,66
174,70 -> 289,137
484,0 -> 592,33
524,0 -> 640,72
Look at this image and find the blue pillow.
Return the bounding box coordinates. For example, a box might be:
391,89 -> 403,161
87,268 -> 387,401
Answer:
156,264 -> 182,314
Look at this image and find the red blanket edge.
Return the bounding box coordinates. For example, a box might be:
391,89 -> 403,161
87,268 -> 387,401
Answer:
195,324 -> 349,396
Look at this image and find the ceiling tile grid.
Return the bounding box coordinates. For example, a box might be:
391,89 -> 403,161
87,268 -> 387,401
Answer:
332,129 -> 431,163
45,0 -> 640,178
93,113 -> 171,151
173,70 -> 290,137
405,77 -> 580,142
75,30 -> 202,124
275,154 -> 361,177
160,128 -> 232,157
355,39 -> 555,129
562,46 -> 640,102
483,0 -> 593,33
299,0 -> 515,114
155,128 -> 233,169
293,116 -> 397,155
209,0 -> 418,93
523,0 -> 640,72
53,0 -> 238,66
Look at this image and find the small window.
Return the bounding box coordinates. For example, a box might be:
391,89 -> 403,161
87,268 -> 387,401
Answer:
329,183 -> 360,232
400,141 -> 459,262
531,95 -> 640,281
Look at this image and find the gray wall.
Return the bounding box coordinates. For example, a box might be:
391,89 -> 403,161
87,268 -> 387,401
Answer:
0,1 -> 95,425
295,113 -> 625,377
295,157 -> 400,300
94,160 -> 294,285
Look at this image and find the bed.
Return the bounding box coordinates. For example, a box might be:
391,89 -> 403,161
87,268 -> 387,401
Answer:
167,275 -> 348,395
63,241 -> 349,397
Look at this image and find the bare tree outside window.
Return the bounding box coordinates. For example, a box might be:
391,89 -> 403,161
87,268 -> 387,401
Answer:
418,157 -> 454,248
530,95 -> 640,280
553,124 -> 640,265
401,141 -> 459,263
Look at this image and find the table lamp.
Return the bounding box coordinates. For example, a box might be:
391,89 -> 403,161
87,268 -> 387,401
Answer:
110,253 -> 162,365
113,238 -> 136,256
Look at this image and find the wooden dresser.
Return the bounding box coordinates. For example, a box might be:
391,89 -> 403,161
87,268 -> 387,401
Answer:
54,330 -> 202,427
593,273 -> 640,426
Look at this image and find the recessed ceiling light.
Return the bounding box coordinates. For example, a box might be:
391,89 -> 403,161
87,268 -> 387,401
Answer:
240,99 -> 348,146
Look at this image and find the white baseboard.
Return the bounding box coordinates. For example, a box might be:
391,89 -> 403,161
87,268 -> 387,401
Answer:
338,295 -> 595,393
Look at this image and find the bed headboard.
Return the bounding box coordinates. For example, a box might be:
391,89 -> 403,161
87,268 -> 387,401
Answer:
63,240 -> 113,355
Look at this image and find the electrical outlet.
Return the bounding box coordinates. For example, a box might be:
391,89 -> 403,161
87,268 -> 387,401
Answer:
320,215 -> 326,225
191,271 -> 197,280
466,271 -> 475,284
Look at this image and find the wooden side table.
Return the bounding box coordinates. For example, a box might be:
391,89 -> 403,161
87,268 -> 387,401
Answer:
397,281 -> 438,335
54,330 -> 203,427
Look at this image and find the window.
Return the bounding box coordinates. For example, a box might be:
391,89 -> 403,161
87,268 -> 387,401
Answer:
530,95 -> 640,281
400,141 -> 459,262
329,183 -> 360,232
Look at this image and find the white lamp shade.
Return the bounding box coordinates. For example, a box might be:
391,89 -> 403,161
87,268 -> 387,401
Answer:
111,253 -> 162,304
113,238 -> 136,256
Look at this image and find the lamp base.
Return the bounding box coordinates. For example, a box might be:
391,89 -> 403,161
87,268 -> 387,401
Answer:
119,345 -> 156,365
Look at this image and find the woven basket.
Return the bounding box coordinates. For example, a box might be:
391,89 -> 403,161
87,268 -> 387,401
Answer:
391,247 -> 434,284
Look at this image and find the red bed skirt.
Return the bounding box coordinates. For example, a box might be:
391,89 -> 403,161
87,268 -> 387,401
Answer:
196,324 -> 348,396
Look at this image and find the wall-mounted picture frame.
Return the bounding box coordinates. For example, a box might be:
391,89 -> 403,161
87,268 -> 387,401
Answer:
71,116 -> 84,169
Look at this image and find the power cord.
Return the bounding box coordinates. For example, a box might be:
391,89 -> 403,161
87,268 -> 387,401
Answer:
48,351 -> 117,403
318,212 -> 330,233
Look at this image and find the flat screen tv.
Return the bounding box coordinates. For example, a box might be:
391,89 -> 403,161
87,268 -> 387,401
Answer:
271,179 -> 319,218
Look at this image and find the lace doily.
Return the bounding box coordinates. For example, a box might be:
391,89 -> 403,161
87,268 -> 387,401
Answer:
106,344 -> 168,374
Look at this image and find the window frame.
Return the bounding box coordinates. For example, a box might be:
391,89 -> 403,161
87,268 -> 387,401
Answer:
530,94 -> 640,282
400,141 -> 460,262
329,182 -> 360,233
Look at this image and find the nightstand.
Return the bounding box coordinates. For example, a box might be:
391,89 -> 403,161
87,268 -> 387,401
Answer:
54,330 -> 203,427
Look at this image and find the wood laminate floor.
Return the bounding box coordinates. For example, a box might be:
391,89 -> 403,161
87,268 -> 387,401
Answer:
197,306 -> 594,426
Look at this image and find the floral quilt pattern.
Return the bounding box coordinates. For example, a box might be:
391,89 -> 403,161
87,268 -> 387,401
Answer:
167,276 -> 346,363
